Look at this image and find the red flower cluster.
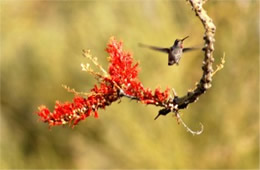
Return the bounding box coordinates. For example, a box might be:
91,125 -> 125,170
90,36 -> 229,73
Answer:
37,37 -> 170,127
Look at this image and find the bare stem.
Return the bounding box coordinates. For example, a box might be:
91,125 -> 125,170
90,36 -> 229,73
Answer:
176,112 -> 204,136
212,53 -> 225,76
82,49 -> 109,77
62,84 -> 91,96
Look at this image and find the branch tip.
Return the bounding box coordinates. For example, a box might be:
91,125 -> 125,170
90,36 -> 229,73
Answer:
212,52 -> 226,76
176,112 -> 204,136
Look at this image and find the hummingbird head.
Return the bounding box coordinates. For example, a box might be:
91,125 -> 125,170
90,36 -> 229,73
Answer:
174,36 -> 189,48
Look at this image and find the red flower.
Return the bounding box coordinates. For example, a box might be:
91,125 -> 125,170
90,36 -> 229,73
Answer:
37,37 -> 170,127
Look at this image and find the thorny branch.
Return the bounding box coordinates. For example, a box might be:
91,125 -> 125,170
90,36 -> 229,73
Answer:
151,0 -> 226,135
157,0 -> 218,118
180,0 -> 216,107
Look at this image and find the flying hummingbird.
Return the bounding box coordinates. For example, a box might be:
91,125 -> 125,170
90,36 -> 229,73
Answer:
139,36 -> 198,66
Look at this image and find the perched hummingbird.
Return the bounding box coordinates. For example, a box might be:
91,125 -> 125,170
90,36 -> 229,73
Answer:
139,36 -> 197,66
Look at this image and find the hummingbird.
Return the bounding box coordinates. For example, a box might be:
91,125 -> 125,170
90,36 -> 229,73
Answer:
139,36 -> 198,66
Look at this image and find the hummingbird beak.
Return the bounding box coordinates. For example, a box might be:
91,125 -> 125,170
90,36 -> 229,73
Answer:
181,36 -> 189,42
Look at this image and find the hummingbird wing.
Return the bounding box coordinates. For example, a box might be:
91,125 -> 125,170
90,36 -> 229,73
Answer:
139,43 -> 170,53
183,47 -> 200,53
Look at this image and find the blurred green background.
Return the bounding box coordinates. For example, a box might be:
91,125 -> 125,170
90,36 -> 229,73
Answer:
0,0 -> 259,169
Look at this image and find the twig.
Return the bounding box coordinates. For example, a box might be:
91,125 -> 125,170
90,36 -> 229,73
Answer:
62,84 -> 91,96
118,89 -> 140,100
176,112 -> 204,136
82,49 -> 109,77
212,53 -> 225,76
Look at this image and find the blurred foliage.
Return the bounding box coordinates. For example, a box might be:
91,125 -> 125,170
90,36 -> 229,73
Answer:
0,0 -> 259,169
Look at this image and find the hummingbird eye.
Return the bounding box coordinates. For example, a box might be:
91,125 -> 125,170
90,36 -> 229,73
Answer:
174,40 -> 179,46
